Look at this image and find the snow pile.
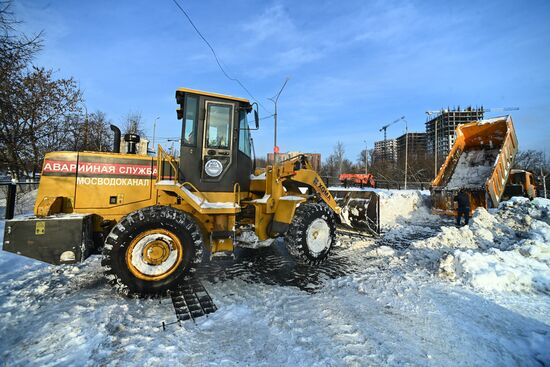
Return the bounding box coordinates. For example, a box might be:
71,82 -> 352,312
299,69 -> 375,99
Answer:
440,242 -> 550,293
377,190 -> 432,228
446,149 -> 498,189
411,197 -> 550,294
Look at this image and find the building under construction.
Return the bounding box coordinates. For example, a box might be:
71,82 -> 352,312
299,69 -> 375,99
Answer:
425,107 -> 484,165
373,139 -> 397,163
396,132 -> 427,162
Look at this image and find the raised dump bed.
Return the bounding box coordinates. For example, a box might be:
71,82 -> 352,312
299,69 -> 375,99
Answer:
431,115 -> 518,215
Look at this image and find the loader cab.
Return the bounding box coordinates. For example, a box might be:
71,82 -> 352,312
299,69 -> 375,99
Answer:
175,88 -> 257,193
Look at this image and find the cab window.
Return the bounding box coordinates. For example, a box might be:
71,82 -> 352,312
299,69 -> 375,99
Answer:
182,95 -> 198,146
238,110 -> 251,156
206,103 -> 232,149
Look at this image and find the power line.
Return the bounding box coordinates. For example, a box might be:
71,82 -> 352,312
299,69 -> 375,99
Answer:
171,0 -> 270,113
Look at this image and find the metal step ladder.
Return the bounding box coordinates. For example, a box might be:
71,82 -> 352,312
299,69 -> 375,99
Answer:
163,279 -> 217,328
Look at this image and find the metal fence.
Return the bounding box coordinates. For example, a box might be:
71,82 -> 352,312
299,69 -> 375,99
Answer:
537,188 -> 549,199
1,181 -> 40,219
321,176 -> 431,191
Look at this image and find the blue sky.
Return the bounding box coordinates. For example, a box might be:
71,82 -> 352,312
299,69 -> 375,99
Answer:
15,0 -> 550,161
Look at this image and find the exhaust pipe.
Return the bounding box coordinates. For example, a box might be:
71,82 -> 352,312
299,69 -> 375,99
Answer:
124,134 -> 140,154
110,125 -> 121,153
5,183 -> 16,220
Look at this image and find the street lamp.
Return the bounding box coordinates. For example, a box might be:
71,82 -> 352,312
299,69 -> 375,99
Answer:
403,118 -> 408,190
152,116 -> 160,153
268,78 -> 289,163
363,140 -> 368,175
79,102 -> 89,151
425,111 -> 438,179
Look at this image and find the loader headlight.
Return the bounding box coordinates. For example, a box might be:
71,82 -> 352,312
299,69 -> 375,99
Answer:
205,159 -> 223,177
60,251 -> 76,262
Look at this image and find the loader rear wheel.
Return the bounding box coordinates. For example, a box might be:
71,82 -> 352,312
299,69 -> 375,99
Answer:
285,203 -> 336,265
102,206 -> 203,297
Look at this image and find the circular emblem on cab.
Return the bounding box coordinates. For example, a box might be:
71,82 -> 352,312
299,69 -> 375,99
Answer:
205,159 -> 223,177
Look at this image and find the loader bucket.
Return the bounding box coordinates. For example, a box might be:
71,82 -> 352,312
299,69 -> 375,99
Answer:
329,189 -> 380,235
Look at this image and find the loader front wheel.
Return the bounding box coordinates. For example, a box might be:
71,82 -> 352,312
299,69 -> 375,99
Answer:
102,206 -> 203,297
285,203 -> 336,265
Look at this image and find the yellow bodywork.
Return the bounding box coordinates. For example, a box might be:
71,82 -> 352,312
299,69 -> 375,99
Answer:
34,148 -> 340,255
176,87 -> 250,103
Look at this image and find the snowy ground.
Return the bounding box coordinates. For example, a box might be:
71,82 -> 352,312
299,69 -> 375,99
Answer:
0,190 -> 549,366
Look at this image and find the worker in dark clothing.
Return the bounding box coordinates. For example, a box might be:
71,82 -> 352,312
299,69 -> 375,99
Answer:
454,189 -> 470,226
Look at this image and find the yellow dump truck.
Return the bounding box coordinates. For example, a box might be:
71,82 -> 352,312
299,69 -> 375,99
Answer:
431,115 -> 518,215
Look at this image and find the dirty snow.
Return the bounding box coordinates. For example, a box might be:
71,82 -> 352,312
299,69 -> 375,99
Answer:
446,149 -> 499,189
0,190 -> 549,366
429,197 -> 550,295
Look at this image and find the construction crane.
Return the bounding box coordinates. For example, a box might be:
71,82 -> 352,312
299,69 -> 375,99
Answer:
379,116 -> 405,141
378,116 -> 405,163
425,107 -> 519,116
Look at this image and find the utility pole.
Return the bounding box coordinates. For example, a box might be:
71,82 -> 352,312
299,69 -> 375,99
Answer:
542,151 -> 548,199
167,138 -> 181,157
426,111 -> 438,179
364,140 -> 368,175
268,78 -> 289,163
152,116 -> 159,153
404,119 -> 408,190
434,118 -> 438,178
541,166 -> 547,199
82,104 -> 89,150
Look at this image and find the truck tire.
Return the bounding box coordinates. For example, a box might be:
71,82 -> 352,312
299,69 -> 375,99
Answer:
285,203 -> 336,264
102,206 -> 203,297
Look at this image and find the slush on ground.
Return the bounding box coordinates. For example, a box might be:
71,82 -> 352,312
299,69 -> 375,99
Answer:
0,190 -> 548,366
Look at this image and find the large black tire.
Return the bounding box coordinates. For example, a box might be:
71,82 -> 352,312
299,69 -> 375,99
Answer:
285,203 -> 336,264
101,206 -> 203,297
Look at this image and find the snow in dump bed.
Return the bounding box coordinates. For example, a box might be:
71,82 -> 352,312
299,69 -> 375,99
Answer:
478,116 -> 508,125
446,149 -> 499,189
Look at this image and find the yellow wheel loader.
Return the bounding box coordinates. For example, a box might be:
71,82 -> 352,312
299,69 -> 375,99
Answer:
3,88 -> 379,297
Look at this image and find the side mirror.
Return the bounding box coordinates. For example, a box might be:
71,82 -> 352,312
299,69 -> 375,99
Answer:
242,103 -> 260,130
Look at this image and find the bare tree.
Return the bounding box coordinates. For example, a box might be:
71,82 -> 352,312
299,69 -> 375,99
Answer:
321,142 -> 353,179
123,112 -> 146,137
0,1 -> 83,178
72,111 -> 113,152
514,150 -> 546,172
